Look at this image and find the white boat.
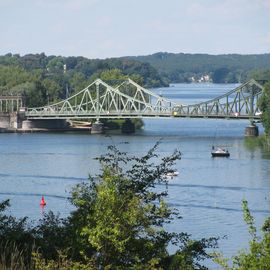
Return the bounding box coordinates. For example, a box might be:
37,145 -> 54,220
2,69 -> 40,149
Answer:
211,147 -> 230,157
165,171 -> 179,178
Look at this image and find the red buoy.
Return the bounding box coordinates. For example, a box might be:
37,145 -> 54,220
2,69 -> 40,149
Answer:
40,196 -> 46,206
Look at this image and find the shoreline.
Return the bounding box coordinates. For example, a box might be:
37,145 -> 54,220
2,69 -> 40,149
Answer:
0,127 -> 92,133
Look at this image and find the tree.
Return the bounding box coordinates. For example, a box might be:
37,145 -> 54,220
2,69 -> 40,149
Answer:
212,68 -> 230,83
249,69 -> 270,82
42,78 -> 62,103
0,144 -> 218,269
258,81 -> 270,136
68,143 -> 217,269
0,199 -> 34,268
46,56 -> 65,73
214,199 -> 270,269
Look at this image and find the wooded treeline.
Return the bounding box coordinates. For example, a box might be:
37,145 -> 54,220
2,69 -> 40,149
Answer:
127,52 -> 270,83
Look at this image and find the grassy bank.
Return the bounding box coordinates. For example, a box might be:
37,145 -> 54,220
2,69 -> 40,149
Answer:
244,135 -> 270,150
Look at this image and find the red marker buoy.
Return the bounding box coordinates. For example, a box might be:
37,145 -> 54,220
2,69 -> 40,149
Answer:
40,196 -> 46,206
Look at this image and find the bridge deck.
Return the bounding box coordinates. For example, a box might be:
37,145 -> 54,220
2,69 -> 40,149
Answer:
26,112 -> 261,120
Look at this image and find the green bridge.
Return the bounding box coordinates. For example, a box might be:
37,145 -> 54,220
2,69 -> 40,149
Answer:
25,79 -> 264,122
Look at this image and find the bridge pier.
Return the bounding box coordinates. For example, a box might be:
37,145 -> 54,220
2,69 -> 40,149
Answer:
0,113 -> 12,128
21,119 -> 69,130
245,123 -> 259,137
121,119 -> 135,134
0,112 -> 25,129
91,121 -> 104,134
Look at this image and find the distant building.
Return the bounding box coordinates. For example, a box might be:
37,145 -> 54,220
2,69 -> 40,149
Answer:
190,74 -> 212,83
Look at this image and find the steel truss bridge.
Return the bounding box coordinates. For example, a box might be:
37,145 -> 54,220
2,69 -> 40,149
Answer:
26,79 -> 264,121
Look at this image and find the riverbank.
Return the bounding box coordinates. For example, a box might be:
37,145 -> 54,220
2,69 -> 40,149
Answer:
244,134 -> 270,150
0,118 -> 144,134
0,127 -> 91,133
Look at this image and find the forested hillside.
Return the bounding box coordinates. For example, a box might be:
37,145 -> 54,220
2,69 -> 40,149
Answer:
126,52 -> 270,83
0,53 -> 167,107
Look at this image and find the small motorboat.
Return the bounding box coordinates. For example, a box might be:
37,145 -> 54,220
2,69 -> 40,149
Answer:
211,147 -> 230,157
165,171 -> 179,179
166,171 -> 179,177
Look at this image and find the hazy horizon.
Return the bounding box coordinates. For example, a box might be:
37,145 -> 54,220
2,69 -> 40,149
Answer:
2,51 -> 270,60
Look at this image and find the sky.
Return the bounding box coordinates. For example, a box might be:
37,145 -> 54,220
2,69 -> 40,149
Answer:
0,0 -> 270,59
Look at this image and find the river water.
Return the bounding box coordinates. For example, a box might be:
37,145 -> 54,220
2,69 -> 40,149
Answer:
1,83 -> 270,268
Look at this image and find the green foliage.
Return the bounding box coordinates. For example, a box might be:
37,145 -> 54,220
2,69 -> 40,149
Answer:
259,81 -> 270,135
212,68 -> 230,83
91,68 -> 127,81
69,143 -> 217,269
244,136 -> 270,151
101,118 -> 144,131
69,71 -> 87,93
32,250 -> 94,270
0,200 -> 34,269
0,66 -> 32,92
0,66 -> 61,107
212,68 -> 238,83
33,211 -> 70,260
0,144 -> 218,269
0,199 -> 33,248
248,69 -> 270,83
0,242 -> 31,270
47,56 -> 65,73
213,199 -> 270,270
131,118 -> 144,129
128,52 -> 270,83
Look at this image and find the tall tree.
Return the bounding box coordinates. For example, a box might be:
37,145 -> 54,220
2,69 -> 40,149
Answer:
259,81 -> 270,136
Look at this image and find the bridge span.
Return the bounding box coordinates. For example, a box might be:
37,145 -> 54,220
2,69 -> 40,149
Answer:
25,79 -> 263,123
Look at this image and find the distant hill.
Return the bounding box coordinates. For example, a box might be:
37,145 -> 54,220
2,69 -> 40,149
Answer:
124,52 -> 270,83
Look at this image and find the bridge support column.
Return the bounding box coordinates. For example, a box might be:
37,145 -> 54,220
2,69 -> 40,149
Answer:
121,119 -> 135,134
22,120 -> 34,129
22,119 -> 69,130
91,121 -> 104,134
245,123 -> 259,137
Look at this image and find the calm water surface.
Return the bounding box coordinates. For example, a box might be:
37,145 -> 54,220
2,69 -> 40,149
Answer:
1,83 -> 270,268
